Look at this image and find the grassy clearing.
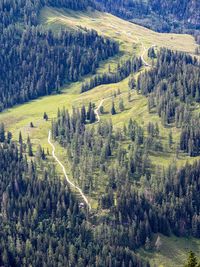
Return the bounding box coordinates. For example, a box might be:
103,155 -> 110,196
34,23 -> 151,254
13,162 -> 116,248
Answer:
0,7 -> 198,200
0,6 -> 199,201
138,234 -> 200,267
1,7 -> 200,265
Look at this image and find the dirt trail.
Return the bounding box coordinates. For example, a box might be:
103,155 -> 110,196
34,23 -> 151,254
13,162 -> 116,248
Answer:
48,131 -> 92,211
48,35 -> 154,211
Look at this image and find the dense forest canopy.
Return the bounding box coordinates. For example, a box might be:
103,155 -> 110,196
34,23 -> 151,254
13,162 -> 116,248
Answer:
95,0 -> 200,32
1,0 -> 200,265
0,26 -> 118,110
0,0 -> 119,111
0,127 -> 150,267
52,105 -> 200,248
136,48 -> 200,157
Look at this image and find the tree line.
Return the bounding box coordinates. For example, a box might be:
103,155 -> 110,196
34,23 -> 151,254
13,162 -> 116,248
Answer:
136,48 -> 200,156
0,124 -> 149,267
0,0 -> 119,111
0,26 -> 118,111
52,105 -> 200,251
81,56 -> 142,92
95,0 -> 200,33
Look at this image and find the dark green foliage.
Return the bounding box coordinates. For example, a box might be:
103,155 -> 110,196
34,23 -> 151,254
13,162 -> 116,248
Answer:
52,105 -> 200,249
111,101 -> 116,115
138,49 -> 200,105
81,56 -> 142,92
0,0 -> 119,111
0,26 -> 118,111
0,130 -> 148,267
27,136 -> 33,157
129,76 -> 136,90
0,123 -> 5,142
180,118 -> 200,156
43,112 -> 48,121
95,0 -> 200,33
184,251 -> 200,267
137,48 -> 200,156
30,122 -> 34,128
148,47 -> 157,58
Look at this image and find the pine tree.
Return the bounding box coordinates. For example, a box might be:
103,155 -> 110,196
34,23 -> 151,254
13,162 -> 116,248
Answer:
81,105 -> 86,124
0,123 -> 5,142
6,131 -> 12,143
99,106 -> 104,114
111,102 -> 116,115
168,131 -> 173,148
27,136 -> 33,157
89,109 -> 96,123
43,112 -> 48,121
87,102 -> 92,120
128,77 -> 136,90
19,131 -> 23,144
184,251 -> 200,267
119,98 -> 125,112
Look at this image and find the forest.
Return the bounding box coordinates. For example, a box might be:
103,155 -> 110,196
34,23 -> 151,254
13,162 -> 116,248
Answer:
1,0 -> 200,266
81,56 -> 142,92
0,0 -> 118,110
95,0 -> 200,33
0,26 -> 118,110
136,48 -> 200,156
52,105 -> 200,250
0,125 -> 150,267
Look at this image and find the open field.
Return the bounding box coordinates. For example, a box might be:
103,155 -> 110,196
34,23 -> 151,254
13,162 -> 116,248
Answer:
41,7 -> 197,55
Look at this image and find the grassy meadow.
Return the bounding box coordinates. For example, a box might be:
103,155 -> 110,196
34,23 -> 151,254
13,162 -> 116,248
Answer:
1,6 -> 200,266
138,234 -> 200,267
0,6 -> 199,195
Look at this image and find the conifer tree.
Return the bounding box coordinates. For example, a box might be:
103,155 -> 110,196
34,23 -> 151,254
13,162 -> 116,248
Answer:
111,102 -> 116,115
119,98 -> 125,112
184,251 -> 200,267
0,123 -> 5,142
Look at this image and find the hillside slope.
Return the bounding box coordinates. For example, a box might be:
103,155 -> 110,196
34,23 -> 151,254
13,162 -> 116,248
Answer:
0,6 -> 198,197
1,7 -> 200,266
95,0 -> 200,32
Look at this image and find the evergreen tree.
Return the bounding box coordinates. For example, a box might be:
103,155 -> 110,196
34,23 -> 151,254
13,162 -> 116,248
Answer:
43,112 -> 48,121
89,109 -> 96,124
119,98 -> 125,112
0,123 -> 5,142
111,102 -> 116,115
168,131 -> 173,148
81,105 -> 86,124
184,251 -> 200,267
129,77 -> 136,90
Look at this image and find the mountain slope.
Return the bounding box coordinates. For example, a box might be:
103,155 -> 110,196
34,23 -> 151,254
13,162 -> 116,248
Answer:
95,0 -> 200,32
1,6 -> 200,267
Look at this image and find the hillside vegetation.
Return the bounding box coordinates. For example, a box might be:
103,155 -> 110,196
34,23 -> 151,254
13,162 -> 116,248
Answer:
1,6 -> 200,267
95,0 -> 200,33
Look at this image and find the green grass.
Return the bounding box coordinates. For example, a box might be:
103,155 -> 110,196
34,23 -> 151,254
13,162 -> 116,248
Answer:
138,234 -> 200,267
0,6 -> 199,202
1,6 -> 200,266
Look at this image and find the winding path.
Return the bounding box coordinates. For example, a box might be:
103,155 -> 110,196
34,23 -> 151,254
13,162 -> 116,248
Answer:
48,36 -> 155,211
134,36 -> 156,67
48,130 -> 92,211
48,98 -> 108,211
47,95 -> 111,211
94,97 -> 111,122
